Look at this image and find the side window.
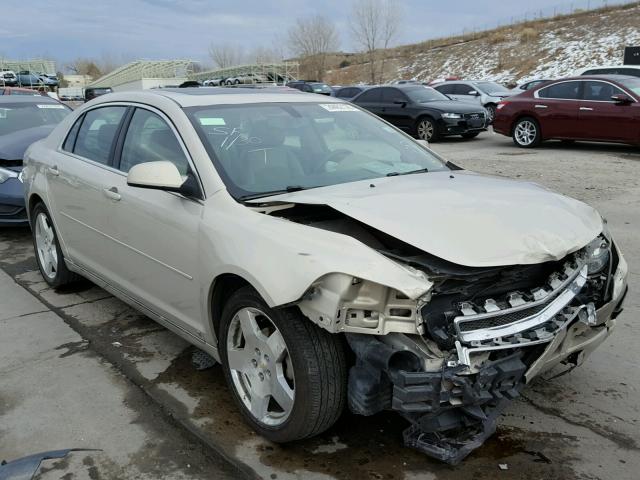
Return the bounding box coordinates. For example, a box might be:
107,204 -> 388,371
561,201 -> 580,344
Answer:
354,88 -> 382,103
381,88 -> 407,103
583,81 -> 625,101
538,81 -> 582,100
434,84 -> 454,95
73,106 -> 126,165
455,84 -> 475,95
337,88 -> 355,98
119,108 -> 190,175
62,116 -> 82,152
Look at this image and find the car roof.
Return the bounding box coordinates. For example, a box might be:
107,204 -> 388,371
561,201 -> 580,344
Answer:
550,74 -> 637,82
579,65 -> 640,71
0,95 -> 58,104
91,87 -> 346,108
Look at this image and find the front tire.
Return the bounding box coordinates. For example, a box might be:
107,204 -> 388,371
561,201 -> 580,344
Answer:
512,117 -> 541,148
416,117 -> 439,142
31,203 -> 79,288
484,103 -> 497,123
219,286 -> 346,443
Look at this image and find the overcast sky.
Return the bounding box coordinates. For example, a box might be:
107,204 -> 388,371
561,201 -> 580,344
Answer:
0,0 -> 609,70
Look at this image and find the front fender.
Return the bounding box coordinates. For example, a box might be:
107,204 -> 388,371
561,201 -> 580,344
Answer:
199,193 -> 433,309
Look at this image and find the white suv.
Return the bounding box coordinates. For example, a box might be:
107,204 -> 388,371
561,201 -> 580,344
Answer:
22,88 -> 627,464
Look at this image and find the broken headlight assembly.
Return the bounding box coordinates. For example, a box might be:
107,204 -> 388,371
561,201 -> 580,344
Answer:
586,235 -> 610,275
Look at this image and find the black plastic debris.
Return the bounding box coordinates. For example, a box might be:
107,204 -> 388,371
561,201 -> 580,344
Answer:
191,349 -> 218,371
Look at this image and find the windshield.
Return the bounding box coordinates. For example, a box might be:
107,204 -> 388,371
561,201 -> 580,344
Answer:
619,78 -> 640,96
405,87 -> 450,103
474,81 -> 509,94
0,102 -> 70,136
187,102 -> 448,199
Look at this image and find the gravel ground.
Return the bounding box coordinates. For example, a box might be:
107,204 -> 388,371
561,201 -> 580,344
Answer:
0,130 -> 638,480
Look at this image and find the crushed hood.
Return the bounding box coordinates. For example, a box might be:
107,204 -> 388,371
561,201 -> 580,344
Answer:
250,171 -> 602,267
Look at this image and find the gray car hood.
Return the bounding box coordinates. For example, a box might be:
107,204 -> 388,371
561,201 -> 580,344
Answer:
0,125 -> 55,161
251,171 -> 602,267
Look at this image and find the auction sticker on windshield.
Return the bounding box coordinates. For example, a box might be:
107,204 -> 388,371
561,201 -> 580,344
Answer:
37,104 -> 66,109
319,104 -> 358,112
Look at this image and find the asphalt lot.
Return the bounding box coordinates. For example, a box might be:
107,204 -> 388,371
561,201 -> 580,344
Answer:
1,130 -> 638,479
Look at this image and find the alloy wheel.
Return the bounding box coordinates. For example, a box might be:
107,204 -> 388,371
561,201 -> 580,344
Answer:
417,120 -> 434,141
34,212 -> 58,280
514,120 -> 537,146
226,307 -> 295,426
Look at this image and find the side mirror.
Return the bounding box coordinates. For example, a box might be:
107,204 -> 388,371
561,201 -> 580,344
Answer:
393,99 -> 407,107
468,90 -> 480,96
127,161 -> 186,193
611,94 -> 634,105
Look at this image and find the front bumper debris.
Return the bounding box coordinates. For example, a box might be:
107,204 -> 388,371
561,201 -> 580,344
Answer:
346,291 -> 622,464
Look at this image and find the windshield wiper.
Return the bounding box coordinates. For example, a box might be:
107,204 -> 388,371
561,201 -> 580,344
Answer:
239,185 -> 306,201
386,167 -> 429,177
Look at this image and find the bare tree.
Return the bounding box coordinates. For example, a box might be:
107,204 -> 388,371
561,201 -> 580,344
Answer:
66,58 -> 102,78
288,15 -> 339,81
350,0 -> 402,83
208,43 -> 244,69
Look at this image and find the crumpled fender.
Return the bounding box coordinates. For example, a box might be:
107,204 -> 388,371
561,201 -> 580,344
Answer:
199,192 -> 433,308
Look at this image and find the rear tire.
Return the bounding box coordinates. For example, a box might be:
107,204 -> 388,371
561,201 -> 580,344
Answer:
512,117 -> 541,148
219,286 -> 347,443
31,203 -> 80,288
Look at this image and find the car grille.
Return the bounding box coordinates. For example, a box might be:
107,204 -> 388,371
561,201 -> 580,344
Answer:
457,302 -> 549,332
464,113 -> 485,120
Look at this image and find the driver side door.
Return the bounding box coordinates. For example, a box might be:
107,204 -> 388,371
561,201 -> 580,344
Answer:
107,106 -> 206,339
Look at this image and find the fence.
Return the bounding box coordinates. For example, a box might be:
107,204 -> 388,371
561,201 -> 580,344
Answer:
416,0 -> 639,49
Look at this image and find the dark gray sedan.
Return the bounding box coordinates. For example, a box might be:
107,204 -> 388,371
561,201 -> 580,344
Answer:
0,96 -> 71,226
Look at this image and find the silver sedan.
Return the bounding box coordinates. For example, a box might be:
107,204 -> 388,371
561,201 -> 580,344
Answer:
22,88 -> 627,464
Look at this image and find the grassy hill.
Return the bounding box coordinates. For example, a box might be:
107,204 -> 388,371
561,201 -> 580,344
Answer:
323,2 -> 640,85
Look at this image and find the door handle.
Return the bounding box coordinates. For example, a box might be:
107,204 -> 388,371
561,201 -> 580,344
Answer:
103,187 -> 121,201
534,104 -> 548,109
580,107 -> 594,111
48,165 -> 59,176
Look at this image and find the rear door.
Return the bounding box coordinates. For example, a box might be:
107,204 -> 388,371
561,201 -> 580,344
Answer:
106,106 -> 205,338
49,105 -> 128,279
352,88 -> 384,116
577,80 -> 634,142
533,81 -> 582,138
379,87 -> 412,131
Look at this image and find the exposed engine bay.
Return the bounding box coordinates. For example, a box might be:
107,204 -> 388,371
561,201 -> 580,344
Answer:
260,202 -> 628,464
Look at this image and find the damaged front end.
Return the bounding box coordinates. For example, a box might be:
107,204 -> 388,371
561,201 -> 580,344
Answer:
263,202 -> 627,463
295,221 -> 628,464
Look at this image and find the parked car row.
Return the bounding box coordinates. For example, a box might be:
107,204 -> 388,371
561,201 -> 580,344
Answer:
0,70 -> 59,88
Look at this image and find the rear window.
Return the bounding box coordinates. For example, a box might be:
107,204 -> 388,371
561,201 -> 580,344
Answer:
538,81 -> 582,100
73,106 -> 126,164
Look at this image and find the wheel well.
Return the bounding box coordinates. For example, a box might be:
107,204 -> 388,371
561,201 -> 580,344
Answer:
28,194 -> 44,217
210,274 -> 252,341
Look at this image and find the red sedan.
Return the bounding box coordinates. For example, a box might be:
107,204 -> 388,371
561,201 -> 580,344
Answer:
493,75 -> 640,147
